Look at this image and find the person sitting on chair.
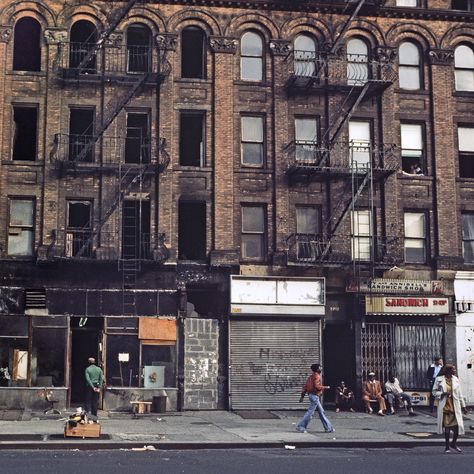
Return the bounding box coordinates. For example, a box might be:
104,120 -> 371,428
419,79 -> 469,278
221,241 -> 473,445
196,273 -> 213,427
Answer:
384,372 -> 415,416
362,371 -> 386,416
335,381 -> 355,413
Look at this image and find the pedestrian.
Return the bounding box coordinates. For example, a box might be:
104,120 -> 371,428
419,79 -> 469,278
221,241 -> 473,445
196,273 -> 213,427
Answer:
296,363 -> 334,433
426,356 -> 443,413
362,371 -> 386,416
85,357 -> 103,417
432,364 -> 468,453
335,380 -> 355,412
384,372 -> 415,416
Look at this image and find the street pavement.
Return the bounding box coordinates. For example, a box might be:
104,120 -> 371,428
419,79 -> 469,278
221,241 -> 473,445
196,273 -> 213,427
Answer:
0,407 -> 473,450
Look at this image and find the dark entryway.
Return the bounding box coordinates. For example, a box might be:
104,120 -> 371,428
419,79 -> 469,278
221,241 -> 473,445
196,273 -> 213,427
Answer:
323,323 -> 355,403
70,317 -> 103,405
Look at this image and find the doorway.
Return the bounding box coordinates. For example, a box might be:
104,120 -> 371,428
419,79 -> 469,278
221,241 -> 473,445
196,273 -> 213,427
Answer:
70,317 -> 103,405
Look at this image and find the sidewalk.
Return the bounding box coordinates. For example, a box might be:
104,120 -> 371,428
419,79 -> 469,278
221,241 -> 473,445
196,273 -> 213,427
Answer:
0,408 -> 473,450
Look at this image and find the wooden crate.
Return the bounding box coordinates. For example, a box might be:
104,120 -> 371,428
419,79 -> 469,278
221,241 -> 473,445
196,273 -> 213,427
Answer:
64,422 -> 101,439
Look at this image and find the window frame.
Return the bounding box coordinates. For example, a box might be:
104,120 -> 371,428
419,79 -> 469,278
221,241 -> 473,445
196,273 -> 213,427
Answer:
13,17 -> 42,72
398,41 -> 423,91
457,124 -> 474,178
12,104 -> 39,162
348,119 -> 372,171
346,37 -> 370,86
400,122 -> 425,174
294,115 -> 318,164
179,110 -> 206,167
293,33 -> 317,78
181,26 -> 206,79
452,0 -> 474,12
404,211 -> 427,264
454,44 -> 474,92
396,0 -> 421,6
66,200 -> 93,258
7,197 -> 35,257
462,213 -> 474,264
351,209 -> 373,262
241,204 -> 266,261
240,114 -> 265,167
240,31 -> 264,82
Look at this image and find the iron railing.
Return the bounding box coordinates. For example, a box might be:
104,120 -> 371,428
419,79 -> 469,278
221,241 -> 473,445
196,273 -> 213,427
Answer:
286,233 -> 403,266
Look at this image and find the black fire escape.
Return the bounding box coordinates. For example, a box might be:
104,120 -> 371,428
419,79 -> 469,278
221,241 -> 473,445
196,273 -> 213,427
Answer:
284,0 -> 402,275
50,0 -> 170,315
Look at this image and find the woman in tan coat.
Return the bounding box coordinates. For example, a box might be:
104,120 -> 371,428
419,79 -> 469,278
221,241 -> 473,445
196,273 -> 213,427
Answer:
432,364 -> 468,453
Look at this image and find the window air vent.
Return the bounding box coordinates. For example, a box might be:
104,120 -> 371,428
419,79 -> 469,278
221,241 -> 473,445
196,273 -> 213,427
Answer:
25,288 -> 46,309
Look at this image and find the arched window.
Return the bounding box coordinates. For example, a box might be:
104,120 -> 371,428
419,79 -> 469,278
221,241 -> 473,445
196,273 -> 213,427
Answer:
13,17 -> 41,71
127,23 -> 151,73
294,34 -> 316,77
181,26 -> 206,79
399,41 -> 422,90
347,38 -> 369,86
455,44 -> 474,92
241,31 -> 263,82
69,20 -> 98,72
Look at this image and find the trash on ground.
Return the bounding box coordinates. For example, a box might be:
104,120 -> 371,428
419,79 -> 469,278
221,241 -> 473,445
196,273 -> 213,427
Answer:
131,445 -> 156,451
284,445 -> 296,450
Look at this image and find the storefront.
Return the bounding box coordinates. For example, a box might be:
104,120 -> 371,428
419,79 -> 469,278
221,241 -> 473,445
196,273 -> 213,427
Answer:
229,276 -> 325,410
352,279 -> 449,402
454,271 -> 474,405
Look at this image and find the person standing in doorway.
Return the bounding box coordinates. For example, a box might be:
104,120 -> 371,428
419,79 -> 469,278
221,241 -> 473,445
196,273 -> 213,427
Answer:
296,364 -> 334,433
85,357 -> 103,417
432,364 -> 468,453
427,356 -> 443,413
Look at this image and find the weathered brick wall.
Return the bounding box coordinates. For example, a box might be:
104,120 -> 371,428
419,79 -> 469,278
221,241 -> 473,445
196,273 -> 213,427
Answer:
184,318 -> 219,410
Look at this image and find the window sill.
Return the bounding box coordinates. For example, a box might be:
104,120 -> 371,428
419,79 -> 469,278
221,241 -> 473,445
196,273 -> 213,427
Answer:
2,160 -> 41,166
175,78 -> 212,85
234,80 -> 271,88
173,165 -> 213,172
456,177 -> 474,183
395,89 -> 429,96
236,167 -> 272,174
7,70 -> 46,77
453,91 -> 474,99
398,172 -> 431,180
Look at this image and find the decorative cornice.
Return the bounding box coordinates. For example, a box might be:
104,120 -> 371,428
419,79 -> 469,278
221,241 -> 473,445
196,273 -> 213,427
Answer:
0,26 -> 13,44
209,36 -> 238,54
269,39 -> 291,56
376,46 -> 398,63
105,32 -> 123,48
44,29 -> 67,45
155,33 -> 178,51
429,48 -> 454,66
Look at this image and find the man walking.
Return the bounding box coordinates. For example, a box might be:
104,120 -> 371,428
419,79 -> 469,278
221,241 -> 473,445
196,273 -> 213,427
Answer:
296,363 -> 334,433
426,356 -> 443,413
85,357 -> 103,417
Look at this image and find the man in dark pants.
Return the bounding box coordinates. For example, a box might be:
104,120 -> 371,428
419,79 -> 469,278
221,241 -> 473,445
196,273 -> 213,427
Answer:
85,357 -> 103,416
426,356 -> 443,413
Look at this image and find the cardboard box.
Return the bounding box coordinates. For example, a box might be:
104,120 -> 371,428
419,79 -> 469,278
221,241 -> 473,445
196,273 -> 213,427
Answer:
64,422 -> 101,439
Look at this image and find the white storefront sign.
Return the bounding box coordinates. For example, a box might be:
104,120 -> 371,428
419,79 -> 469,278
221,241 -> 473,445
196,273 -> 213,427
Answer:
347,278 -> 444,294
366,296 -> 450,315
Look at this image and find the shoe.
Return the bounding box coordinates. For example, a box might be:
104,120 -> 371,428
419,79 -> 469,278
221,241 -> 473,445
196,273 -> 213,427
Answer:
335,408 -> 340,413
296,427 -> 307,433
349,408 -> 355,412
450,445 -> 462,453
367,407 -> 373,414
445,449 -> 451,454
409,411 -> 416,417
377,410 -> 385,416
390,409 -> 395,415
325,428 -> 335,433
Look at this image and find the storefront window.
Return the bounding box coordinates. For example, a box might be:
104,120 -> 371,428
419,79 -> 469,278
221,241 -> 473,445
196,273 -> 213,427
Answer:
106,334 -> 140,387
0,316 -> 29,387
141,344 -> 176,387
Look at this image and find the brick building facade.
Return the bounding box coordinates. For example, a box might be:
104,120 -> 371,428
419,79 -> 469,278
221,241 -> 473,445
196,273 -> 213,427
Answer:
1,0 -> 474,411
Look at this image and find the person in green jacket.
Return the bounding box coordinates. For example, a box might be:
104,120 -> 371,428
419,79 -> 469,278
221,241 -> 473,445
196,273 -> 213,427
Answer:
85,357 -> 103,416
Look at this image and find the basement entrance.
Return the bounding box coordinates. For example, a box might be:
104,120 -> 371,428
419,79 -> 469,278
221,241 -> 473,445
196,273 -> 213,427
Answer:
70,317 -> 103,405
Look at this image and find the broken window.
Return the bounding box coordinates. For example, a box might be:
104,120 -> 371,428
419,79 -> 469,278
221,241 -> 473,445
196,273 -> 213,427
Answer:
179,112 -> 205,166
178,201 -> 206,261
458,126 -> 474,178
241,116 -> 264,166
122,200 -> 151,260
399,41 -> 422,90
351,210 -> 372,261
241,205 -> 265,260
181,26 -> 206,79
241,31 -> 263,82
462,213 -> 474,263
8,198 -> 34,257
69,20 -> 98,72
125,112 -> 150,163
0,316 -> 29,387
455,44 -> 474,92
404,212 -> 426,263
12,106 -> 37,161
127,24 -> 151,73
13,17 -> 41,72
66,201 -> 92,258
400,123 -> 424,174
69,108 -> 95,162
347,38 -> 369,86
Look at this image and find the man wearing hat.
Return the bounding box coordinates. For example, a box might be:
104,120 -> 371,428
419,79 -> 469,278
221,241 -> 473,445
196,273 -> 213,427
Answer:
362,371 -> 386,416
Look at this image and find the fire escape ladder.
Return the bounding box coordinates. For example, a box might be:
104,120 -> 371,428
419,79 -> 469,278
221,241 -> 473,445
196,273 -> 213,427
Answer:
75,0 -> 139,74
319,172 -> 370,261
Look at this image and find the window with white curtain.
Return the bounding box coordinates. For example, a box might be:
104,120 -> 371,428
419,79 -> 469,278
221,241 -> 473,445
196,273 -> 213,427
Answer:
295,117 -> 317,163
241,31 -> 263,81
396,0 -> 419,5
347,38 -> 369,86
241,116 -> 264,166
349,120 -> 371,170
241,205 -> 265,260
351,210 -> 372,261
404,212 -> 426,263
455,45 -> 474,92
400,123 -> 424,174
458,126 -> 474,178
462,213 -> 474,263
294,34 -> 316,77
399,42 -> 422,90
8,198 -> 34,256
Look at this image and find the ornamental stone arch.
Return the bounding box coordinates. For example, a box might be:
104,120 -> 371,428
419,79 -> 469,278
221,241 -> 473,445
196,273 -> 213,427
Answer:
120,14 -> 162,37
440,25 -> 474,50
56,4 -> 105,31
225,12 -> 279,40
386,23 -> 437,50
167,8 -> 221,36
0,2 -> 56,28
281,16 -> 334,46
344,18 -> 386,50
121,6 -> 165,34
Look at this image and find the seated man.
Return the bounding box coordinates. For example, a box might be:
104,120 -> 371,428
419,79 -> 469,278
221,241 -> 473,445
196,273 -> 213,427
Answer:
362,371 -> 386,416
384,372 -> 415,416
335,380 -> 355,413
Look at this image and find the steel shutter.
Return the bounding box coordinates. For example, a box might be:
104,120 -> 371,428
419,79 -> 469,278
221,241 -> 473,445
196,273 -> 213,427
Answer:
229,319 -> 321,410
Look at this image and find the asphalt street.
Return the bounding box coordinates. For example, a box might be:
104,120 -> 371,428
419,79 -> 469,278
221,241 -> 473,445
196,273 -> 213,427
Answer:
0,448 -> 473,474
